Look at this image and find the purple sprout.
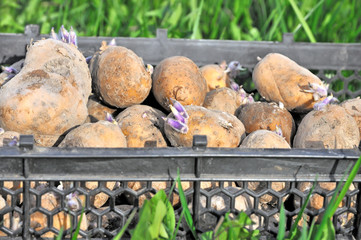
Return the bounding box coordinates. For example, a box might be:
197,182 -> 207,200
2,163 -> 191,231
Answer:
50,27 -> 58,40
58,25 -> 70,43
163,117 -> 188,134
65,192 -> 81,211
302,82 -> 329,101
108,38 -> 116,46
275,125 -> 283,137
170,105 -> 186,124
69,26 -> 77,46
8,136 -> 18,147
85,56 -> 92,64
2,66 -> 18,74
170,98 -> 189,120
230,81 -> 240,92
105,112 -> 117,125
225,61 -> 245,79
313,95 -> 339,111
0,128 -> 4,135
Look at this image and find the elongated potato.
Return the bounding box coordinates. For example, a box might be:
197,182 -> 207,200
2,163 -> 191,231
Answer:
152,56 -> 207,111
115,105 -> 168,147
164,105 -> 245,147
90,46 -> 152,108
253,53 -> 325,112
293,105 -> 360,149
0,39 -> 91,147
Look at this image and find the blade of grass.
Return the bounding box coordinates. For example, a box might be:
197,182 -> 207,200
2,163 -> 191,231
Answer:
293,0 -> 325,34
307,218 -> 316,240
289,177 -> 318,240
71,207 -> 84,240
55,227 -> 64,240
288,0 -> 316,42
112,207 -> 137,240
190,0 -> 204,39
277,203 -> 286,240
176,168 -> 197,239
171,209 -> 185,240
313,161 -> 354,240
330,155 -> 361,215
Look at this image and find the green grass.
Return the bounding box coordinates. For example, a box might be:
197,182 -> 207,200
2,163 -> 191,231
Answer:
1,0 -> 361,43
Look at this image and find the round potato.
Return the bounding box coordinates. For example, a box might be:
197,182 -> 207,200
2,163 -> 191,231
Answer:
152,56 -> 207,111
164,105 -> 245,147
253,53 -> 326,112
340,97 -> 361,136
90,46 -> 152,108
203,87 -> 242,115
239,130 -> 291,148
115,105 -> 168,147
236,102 -> 296,145
59,121 -> 127,148
293,104 -> 360,149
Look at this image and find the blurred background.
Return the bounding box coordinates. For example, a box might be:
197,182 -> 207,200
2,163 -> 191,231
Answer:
1,0 -> 360,43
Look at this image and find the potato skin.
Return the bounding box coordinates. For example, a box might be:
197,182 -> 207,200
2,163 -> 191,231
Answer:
239,130 -> 290,148
200,64 -> 229,91
165,105 -> 245,147
293,105 -> 360,149
90,46 -> 152,108
115,105 -> 168,147
236,102 -> 296,145
152,56 -> 207,111
59,121 -> 127,148
86,95 -> 117,123
0,39 -> 91,146
340,97 -> 361,137
203,87 -> 242,115
253,53 -> 324,112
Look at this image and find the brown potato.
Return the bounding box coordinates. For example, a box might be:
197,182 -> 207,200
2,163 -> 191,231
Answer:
0,39 -> 91,147
340,97 -> 361,136
152,56 -> 207,111
90,46 -> 152,108
293,104 -> 360,149
203,87 -> 242,115
253,53 -> 325,112
164,105 -> 245,147
200,64 -> 229,91
115,105 -> 168,147
59,121 -> 127,148
86,95 -> 117,123
239,130 -> 291,149
236,101 -> 296,145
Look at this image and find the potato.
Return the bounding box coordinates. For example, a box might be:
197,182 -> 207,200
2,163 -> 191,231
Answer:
239,130 -> 291,149
86,95 -> 117,123
253,53 -> 326,112
59,120 -> 127,148
236,102 -> 296,145
115,105 -> 167,147
340,97 -> 361,136
164,105 -> 245,147
90,46 -> 152,108
152,56 -> 207,111
200,64 -> 229,91
0,39 -> 91,147
203,87 -> 242,115
293,104 -> 360,149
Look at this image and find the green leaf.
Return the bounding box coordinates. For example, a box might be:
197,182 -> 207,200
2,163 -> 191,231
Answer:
131,200 -> 152,239
176,168 -> 197,239
200,231 -> 213,240
148,200 -> 167,239
72,205 -> 85,240
277,203 -> 286,240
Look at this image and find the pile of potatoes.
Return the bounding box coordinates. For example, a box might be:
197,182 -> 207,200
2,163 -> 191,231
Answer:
1,34 -> 360,235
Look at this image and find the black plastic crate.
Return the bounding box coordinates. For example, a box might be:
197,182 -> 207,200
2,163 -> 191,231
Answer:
1,25 -> 361,239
